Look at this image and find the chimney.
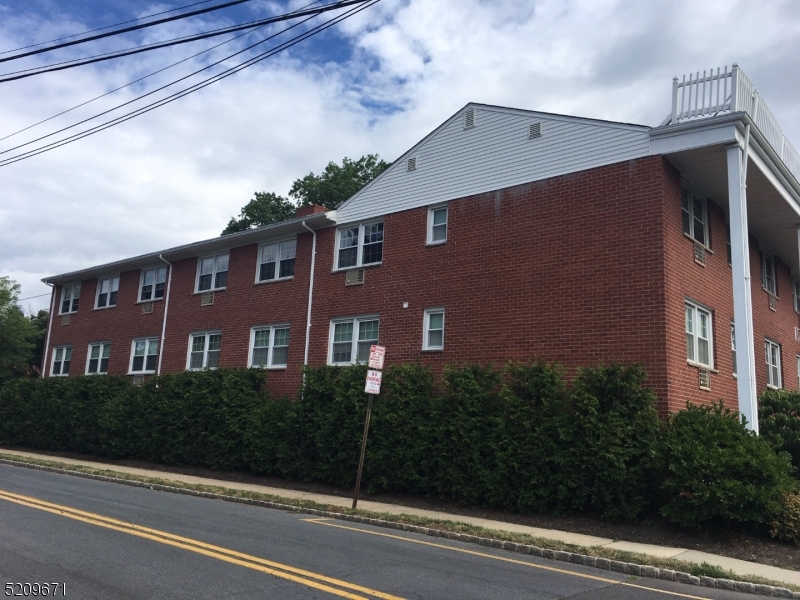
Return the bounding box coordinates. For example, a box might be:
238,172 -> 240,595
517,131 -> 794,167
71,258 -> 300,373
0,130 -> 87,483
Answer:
296,204 -> 328,218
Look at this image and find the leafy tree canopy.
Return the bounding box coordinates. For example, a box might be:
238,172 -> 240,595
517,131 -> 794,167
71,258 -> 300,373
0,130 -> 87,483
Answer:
0,277 -> 36,384
221,155 -> 390,235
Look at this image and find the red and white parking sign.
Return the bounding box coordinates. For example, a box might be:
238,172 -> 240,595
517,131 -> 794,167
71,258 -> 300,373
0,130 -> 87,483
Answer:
364,370 -> 382,394
368,345 -> 386,370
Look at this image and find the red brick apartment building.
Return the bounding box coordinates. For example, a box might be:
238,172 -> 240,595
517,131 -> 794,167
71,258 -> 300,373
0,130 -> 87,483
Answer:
42,65 -> 800,431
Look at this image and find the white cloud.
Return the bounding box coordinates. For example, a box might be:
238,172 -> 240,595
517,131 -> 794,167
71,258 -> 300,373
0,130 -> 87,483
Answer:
2,0 -> 800,312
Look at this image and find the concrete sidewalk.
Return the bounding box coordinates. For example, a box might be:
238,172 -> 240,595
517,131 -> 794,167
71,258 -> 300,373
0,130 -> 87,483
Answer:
2,447 -> 799,589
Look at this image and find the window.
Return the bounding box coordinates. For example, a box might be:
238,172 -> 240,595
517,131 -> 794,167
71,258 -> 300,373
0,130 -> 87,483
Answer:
762,252 -> 777,295
427,205 -> 448,244
730,322 -> 737,376
196,253 -> 229,292
797,355 -> 800,392
257,240 -> 296,282
685,301 -> 713,367
188,332 -> 221,370
336,222 -> 383,269
86,342 -> 111,375
60,283 -> 80,314
681,187 -> 708,246
423,308 -> 445,350
329,317 -> 379,364
793,281 -> 800,313
51,346 -> 71,376
766,339 -> 782,389
139,266 -> 167,301
95,276 -> 119,308
725,223 -> 732,266
250,325 -> 289,368
130,338 -> 158,374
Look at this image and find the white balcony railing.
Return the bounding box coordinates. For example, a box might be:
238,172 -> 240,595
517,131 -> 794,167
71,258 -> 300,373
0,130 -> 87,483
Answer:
671,65 -> 800,184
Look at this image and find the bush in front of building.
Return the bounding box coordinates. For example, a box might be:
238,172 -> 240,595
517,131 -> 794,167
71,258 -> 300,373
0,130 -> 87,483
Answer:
657,401 -> 796,529
759,389 -> 800,472
770,490 -> 800,545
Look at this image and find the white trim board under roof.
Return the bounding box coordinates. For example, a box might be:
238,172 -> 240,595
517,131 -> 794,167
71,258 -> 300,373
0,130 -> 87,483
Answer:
43,211 -> 336,286
335,103 -> 651,224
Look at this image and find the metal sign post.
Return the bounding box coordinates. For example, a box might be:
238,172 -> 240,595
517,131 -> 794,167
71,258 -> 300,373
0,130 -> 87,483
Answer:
352,346 -> 385,510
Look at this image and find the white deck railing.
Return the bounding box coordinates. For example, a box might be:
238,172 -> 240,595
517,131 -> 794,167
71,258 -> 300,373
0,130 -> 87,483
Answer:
671,65 -> 800,184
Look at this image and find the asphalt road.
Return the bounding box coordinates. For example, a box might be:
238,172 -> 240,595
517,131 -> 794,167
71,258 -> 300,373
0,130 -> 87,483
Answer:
0,464 -> 759,599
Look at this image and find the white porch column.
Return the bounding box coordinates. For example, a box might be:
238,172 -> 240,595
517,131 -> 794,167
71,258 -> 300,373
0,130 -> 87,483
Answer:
727,144 -> 759,432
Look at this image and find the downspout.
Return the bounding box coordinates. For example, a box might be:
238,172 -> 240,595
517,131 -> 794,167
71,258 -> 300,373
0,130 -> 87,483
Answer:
300,221 -> 317,376
156,255 -> 173,376
41,283 -> 56,378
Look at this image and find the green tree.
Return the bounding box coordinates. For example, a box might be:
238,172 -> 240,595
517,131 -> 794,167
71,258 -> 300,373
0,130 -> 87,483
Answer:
289,154 -> 390,209
28,309 -> 49,376
222,192 -> 296,236
0,277 -> 35,385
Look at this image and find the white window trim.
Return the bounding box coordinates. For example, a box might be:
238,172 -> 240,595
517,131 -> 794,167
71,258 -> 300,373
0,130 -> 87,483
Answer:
333,220 -> 384,271
59,282 -> 80,315
128,337 -> 159,375
766,338 -> 782,389
796,354 -> 800,392
730,321 -> 737,378
194,253 -> 229,293
793,280 -> 800,313
426,204 -> 448,245
423,307 -> 445,351
685,300 -> 714,369
94,275 -> 120,310
681,185 -> 709,249
138,266 -> 168,303
248,324 -> 290,369
762,251 -> 777,296
186,331 -> 222,371
85,341 -> 111,375
254,239 -> 297,284
327,315 -> 380,365
50,345 -> 72,377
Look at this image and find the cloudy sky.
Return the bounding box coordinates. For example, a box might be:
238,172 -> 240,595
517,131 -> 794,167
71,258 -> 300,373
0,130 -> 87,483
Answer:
2,0 -> 799,313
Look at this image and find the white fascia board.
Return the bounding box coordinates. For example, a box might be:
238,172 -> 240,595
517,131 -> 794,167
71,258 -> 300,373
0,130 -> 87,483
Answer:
650,122 -> 738,155
747,138 -> 800,217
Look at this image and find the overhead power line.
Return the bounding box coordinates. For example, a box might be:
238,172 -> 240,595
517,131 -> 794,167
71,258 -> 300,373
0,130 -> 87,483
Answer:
0,0 -> 381,167
0,0 -> 219,56
0,0 -> 365,83
0,0 -> 324,142
0,0 -> 253,65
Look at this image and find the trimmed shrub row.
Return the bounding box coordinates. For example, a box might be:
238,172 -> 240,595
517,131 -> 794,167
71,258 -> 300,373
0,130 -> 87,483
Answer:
0,363 -> 795,531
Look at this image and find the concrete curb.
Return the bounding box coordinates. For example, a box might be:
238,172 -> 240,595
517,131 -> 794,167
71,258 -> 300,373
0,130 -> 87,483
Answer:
2,457 -> 797,598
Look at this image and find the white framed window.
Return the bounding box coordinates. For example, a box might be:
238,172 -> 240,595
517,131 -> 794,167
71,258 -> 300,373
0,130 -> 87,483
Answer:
188,332 -> 221,370
335,221 -> 383,270
86,342 -> 111,375
257,240 -> 296,283
129,338 -> 158,374
427,205 -> 448,244
249,325 -> 289,368
762,252 -> 777,295
139,266 -> 167,302
59,283 -> 80,314
95,276 -> 119,309
685,301 -> 713,368
681,187 -> 708,247
730,322 -> 737,376
793,280 -> 800,313
196,253 -> 229,292
797,355 -> 800,392
766,339 -> 782,389
329,316 -> 379,365
50,346 -> 72,376
423,308 -> 445,350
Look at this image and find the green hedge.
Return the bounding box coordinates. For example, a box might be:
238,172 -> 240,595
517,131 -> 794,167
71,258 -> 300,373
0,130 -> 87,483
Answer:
759,389 -> 800,471
2,363 -> 794,529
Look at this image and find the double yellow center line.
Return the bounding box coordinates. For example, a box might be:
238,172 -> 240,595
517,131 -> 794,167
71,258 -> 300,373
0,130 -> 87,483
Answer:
0,489 -> 402,600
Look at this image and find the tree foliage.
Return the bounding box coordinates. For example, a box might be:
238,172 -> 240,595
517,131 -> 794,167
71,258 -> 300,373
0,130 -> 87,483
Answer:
221,155 -> 390,235
0,277 -> 36,384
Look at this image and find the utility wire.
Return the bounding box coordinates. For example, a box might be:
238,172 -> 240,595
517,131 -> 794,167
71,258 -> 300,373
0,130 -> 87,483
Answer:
0,0 -> 218,55
0,1 -> 364,83
0,0 -> 324,143
0,0 -> 252,64
0,0 -> 380,167
17,292 -> 51,302
0,0 -> 356,155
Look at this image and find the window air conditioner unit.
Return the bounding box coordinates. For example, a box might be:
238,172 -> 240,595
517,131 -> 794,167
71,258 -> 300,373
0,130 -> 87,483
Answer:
141,302 -> 154,314
201,292 -> 214,306
345,269 -> 365,286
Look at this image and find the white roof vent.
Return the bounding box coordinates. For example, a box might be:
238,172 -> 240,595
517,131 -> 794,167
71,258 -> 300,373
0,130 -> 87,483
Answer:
464,107 -> 475,129
529,122 -> 542,139
407,157 -> 417,172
